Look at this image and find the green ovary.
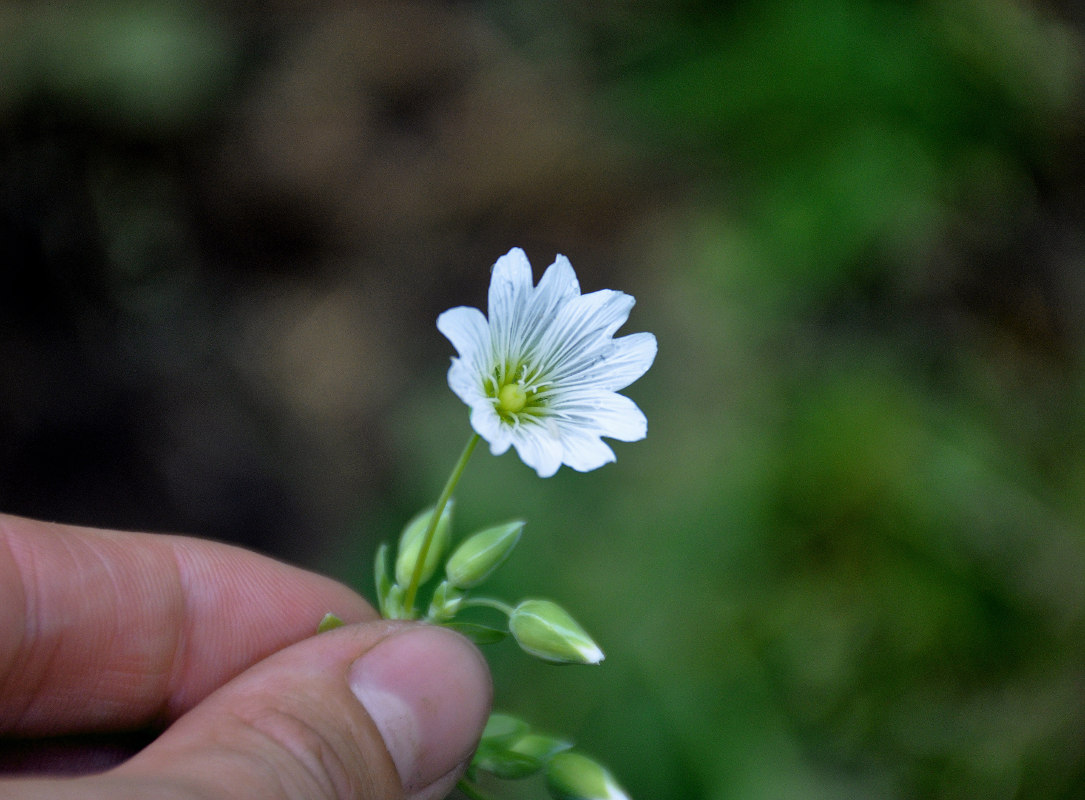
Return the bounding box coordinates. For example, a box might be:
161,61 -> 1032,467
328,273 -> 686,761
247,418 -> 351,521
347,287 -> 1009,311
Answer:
497,383 -> 528,415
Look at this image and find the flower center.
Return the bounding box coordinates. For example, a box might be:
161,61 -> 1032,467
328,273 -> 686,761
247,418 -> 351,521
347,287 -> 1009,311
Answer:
497,383 -> 528,415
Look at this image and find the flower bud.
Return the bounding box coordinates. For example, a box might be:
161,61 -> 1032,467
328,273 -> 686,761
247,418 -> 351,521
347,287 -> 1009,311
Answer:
546,751 -> 630,800
445,520 -> 524,589
427,579 -> 465,621
508,599 -> 604,665
510,733 -> 573,762
394,501 -> 454,587
481,712 -> 529,746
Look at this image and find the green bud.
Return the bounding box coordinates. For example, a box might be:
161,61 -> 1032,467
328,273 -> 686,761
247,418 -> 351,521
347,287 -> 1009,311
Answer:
316,612 -> 344,633
427,580 -> 465,621
445,520 -> 524,589
394,501 -> 454,587
508,599 -> 604,665
381,583 -> 406,619
474,748 -> 541,780
509,733 -> 574,762
546,751 -> 630,800
374,542 -> 393,616
481,712 -> 530,746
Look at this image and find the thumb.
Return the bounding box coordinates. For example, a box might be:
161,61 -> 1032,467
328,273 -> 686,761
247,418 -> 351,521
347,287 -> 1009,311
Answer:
120,622 -> 491,800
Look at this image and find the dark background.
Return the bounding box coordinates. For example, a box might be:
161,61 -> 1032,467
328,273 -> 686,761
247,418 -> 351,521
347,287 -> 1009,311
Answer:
3,2 -> 1085,798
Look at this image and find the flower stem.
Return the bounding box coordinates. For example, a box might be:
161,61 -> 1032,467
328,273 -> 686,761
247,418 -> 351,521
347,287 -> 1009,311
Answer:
461,597 -> 516,617
402,432 -> 480,616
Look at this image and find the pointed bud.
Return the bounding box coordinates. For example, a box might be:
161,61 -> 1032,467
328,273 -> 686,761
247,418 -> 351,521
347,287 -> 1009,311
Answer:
427,579 -> 465,621
374,542 -> 393,616
381,583 -> 406,619
395,501 -> 454,587
508,599 -> 604,665
445,520 -> 524,589
481,712 -> 530,746
510,733 -> 573,762
546,751 -> 630,800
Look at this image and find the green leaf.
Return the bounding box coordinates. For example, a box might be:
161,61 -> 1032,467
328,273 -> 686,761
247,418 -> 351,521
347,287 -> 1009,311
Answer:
443,621 -> 509,645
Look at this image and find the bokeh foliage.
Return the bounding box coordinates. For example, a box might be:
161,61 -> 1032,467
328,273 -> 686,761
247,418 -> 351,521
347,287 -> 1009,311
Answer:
3,2 -> 1085,798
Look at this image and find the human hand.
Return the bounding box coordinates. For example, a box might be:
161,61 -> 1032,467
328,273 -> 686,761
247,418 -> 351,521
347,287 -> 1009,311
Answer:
0,513 -> 492,800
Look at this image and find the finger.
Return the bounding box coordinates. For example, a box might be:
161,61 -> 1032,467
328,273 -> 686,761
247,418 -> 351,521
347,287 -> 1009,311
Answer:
0,513 -> 376,736
2,622 -> 493,800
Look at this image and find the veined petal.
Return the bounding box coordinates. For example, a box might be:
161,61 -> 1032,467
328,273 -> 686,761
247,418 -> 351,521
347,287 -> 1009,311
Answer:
535,290 -> 635,377
471,405 -> 512,455
556,332 -> 657,392
558,429 -> 617,472
437,306 -> 490,363
511,423 -> 565,478
551,390 -> 647,442
488,248 -> 534,367
447,360 -> 486,406
517,255 -> 581,359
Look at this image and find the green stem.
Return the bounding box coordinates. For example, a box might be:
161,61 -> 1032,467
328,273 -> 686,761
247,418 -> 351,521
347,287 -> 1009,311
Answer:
461,596 -> 516,617
402,432 -> 480,616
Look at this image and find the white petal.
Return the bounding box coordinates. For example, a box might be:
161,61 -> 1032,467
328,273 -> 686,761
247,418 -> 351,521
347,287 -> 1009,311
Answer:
470,405 -> 512,455
558,430 -> 617,472
437,306 -> 490,363
534,290 -> 635,377
557,332 -> 657,392
447,360 -> 485,406
599,332 -> 657,390
534,255 -> 580,306
488,248 -> 534,366
517,254 -> 581,357
570,288 -> 637,340
551,390 -> 648,442
511,422 -> 564,478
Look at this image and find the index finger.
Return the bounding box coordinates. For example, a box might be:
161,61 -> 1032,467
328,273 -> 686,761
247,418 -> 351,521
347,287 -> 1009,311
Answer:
0,513 -> 375,737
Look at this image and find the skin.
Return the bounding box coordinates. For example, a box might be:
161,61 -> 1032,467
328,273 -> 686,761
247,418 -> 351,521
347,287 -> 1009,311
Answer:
0,513 -> 492,800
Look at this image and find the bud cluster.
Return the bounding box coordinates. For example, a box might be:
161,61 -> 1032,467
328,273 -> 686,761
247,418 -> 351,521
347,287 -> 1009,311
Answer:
375,502 -> 605,666
367,494 -> 623,797
469,713 -> 630,800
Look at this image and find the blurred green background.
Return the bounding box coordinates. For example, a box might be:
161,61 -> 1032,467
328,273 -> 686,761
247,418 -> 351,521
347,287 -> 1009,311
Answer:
3,1 -> 1085,798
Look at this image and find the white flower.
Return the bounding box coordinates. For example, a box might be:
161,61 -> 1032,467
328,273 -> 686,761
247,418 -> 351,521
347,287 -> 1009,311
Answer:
437,247 -> 657,478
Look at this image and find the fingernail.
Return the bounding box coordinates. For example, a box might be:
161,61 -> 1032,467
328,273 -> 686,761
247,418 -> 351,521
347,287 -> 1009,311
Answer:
349,625 -> 491,799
